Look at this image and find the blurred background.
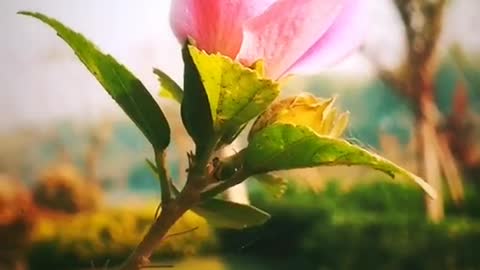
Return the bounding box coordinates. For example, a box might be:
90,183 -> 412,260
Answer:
1,0 -> 480,269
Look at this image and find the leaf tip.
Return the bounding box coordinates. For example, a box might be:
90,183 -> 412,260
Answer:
411,175 -> 438,200
152,67 -> 161,76
17,10 -> 32,16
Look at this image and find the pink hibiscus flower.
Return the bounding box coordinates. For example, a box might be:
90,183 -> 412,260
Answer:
170,0 -> 366,79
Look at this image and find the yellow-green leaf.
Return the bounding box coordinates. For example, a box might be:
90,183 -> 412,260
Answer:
186,46 -> 280,144
154,68 -> 183,103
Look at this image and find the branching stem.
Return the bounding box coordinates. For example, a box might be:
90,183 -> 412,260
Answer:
119,202 -> 189,270
119,139 -> 220,270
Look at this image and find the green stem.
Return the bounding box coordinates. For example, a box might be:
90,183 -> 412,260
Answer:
119,140 -> 220,270
200,169 -> 249,199
182,138 -> 220,192
154,149 -> 171,204
119,201 -> 189,270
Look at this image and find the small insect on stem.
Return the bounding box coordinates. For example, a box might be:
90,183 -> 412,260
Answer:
211,156 -> 240,182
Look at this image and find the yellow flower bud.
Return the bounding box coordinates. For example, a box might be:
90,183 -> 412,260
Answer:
249,93 -> 349,140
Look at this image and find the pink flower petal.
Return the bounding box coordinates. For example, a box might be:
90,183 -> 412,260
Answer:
170,0 -> 276,59
287,0 -> 366,75
237,0 -> 344,79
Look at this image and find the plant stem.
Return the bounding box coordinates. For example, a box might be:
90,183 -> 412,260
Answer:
155,150 -> 171,204
201,169 -> 249,199
119,182 -> 205,270
120,141 -> 219,270
119,202 -> 187,270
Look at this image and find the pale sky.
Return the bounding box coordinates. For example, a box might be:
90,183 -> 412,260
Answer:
1,0 -> 479,133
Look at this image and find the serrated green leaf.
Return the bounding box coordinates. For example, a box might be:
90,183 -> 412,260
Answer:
154,68 -> 183,103
193,198 -> 270,229
186,46 -> 279,145
244,124 -> 436,198
20,11 -> 170,150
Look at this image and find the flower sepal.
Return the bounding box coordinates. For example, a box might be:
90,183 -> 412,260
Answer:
249,94 -> 349,140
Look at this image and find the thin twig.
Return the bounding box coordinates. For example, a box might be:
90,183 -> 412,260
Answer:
142,264 -> 174,268
164,226 -> 199,240
153,202 -> 161,221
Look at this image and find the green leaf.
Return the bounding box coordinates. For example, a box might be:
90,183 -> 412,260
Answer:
244,124 -> 436,198
193,199 -> 270,229
185,46 -> 280,145
220,123 -> 248,145
154,68 -> 183,103
182,45 -> 215,150
20,11 -> 170,150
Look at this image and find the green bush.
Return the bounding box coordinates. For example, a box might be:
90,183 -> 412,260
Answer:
445,185 -> 480,219
217,181 -> 480,270
251,180 -> 480,217
28,206 -> 216,269
302,214 -> 480,270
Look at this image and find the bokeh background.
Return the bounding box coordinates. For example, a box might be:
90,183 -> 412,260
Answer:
1,0 -> 480,269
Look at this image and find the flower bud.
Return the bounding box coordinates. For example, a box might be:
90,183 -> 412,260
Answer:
249,94 -> 349,140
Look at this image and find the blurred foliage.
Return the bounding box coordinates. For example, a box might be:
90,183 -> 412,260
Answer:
306,56 -> 480,148
217,180 -> 480,270
0,177 -> 36,269
28,206 -> 215,269
436,58 -> 480,116
301,214 -> 480,270
16,178 -> 480,269
33,164 -> 101,214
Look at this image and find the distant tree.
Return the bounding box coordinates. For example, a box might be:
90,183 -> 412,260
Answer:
366,0 -> 465,222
